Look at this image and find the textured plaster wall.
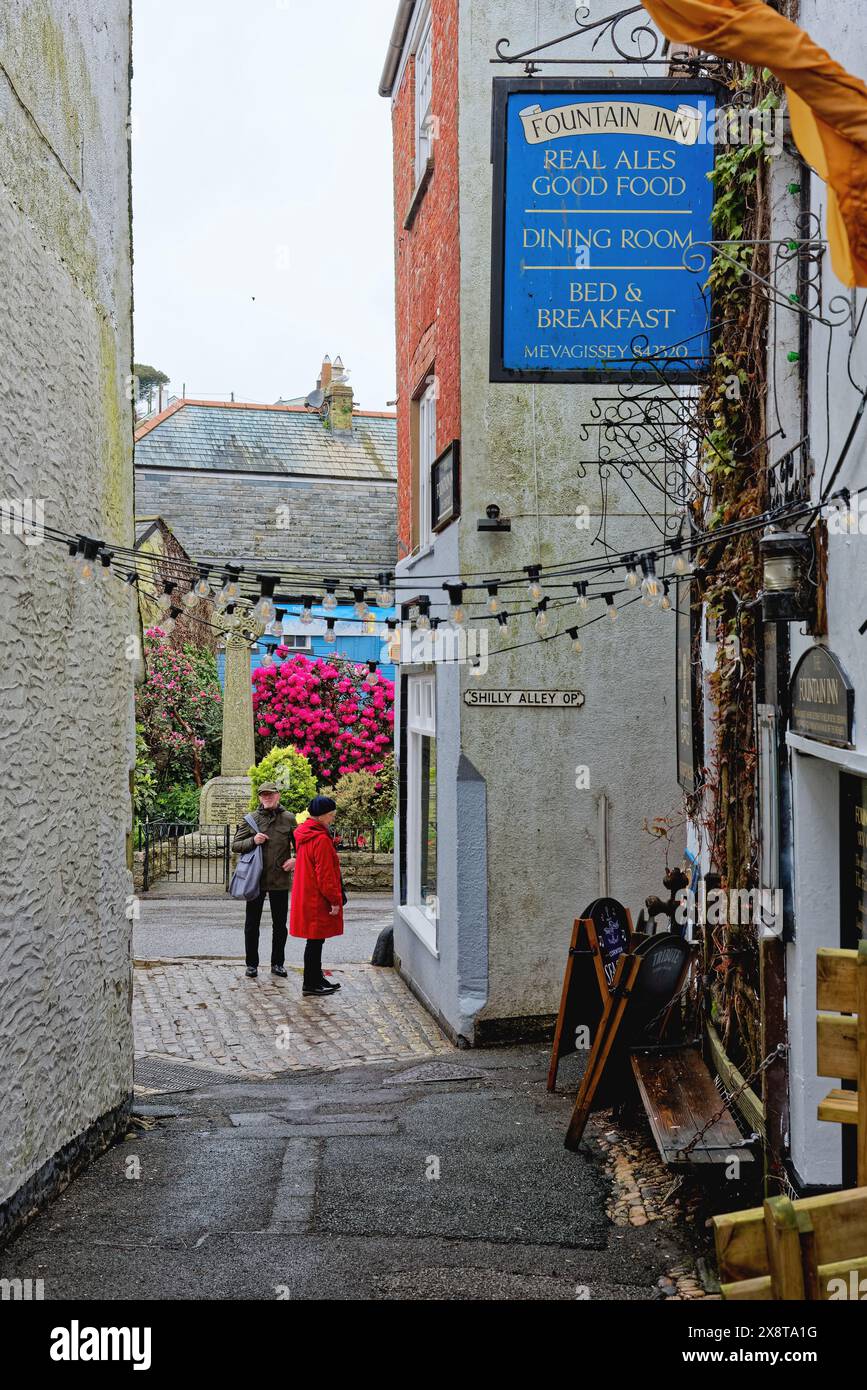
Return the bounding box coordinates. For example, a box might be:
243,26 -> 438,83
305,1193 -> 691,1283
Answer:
457,2 -> 681,1026
0,1 -> 134,1205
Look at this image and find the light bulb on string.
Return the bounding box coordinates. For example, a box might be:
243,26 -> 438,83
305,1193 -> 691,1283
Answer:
260,650 -> 274,669
496,611 -> 512,643
444,583 -> 466,626
624,554 -> 640,589
364,661 -> 378,689
485,583 -> 500,615
659,582 -> 672,612
415,598 -> 431,632
640,553 -> 660,602
567,627 -> 583,656
218,566 -> 241,608
353,588 -> 370,620
386,621 -> 401,663
99,550 -> 114,575
156,580 -> 176,611
75,539 -> 100,583
270,608 -> 285,639
377,572 -> 394,608
573,581 -> 589,611
252,575 -> 278,625
193,566 -> 212,600
324,618 -> 337,644
470,659 -> 484,681
182,588 -> 199,611
525,564 -> 544,603
604,593 -> 618,622
671,539 -> 690,576
534,598 -> 554,639
160,606 -> 182,641
323,583 -> 339,611
300,597 -> 314,625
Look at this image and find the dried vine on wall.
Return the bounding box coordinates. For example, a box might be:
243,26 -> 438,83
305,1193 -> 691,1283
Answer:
691,68 -> 782,1073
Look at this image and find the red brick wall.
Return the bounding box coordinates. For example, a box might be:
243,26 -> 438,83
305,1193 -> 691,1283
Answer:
390,0 -> 461,558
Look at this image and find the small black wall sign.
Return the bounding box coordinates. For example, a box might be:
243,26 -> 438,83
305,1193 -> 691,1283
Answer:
431,440 -> 460,532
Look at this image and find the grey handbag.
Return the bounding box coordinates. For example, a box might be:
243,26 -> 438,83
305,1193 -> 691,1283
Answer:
229,813 -> 264,901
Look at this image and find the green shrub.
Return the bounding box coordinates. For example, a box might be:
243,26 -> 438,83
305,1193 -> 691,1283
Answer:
322,769 -> 378,835
249,745 -> 316,814
372,753 -> 396,822
152,783 -> 201,823
134,724 -> 158,822
375,818 -> 394,852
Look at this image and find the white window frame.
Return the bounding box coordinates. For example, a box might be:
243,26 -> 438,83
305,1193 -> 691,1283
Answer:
414,15 -> 433,183
401,672 -> 438,954
417,377 -> 436,551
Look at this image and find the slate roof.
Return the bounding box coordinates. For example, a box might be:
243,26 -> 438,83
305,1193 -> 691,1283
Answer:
135,401 -> 396,481
133,401 -> 397,573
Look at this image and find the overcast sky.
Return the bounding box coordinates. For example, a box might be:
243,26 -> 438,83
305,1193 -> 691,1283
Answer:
132,0 -> 398,411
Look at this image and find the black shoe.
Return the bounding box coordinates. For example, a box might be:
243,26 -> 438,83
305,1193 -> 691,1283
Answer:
319,976 -> 340,990
245,967 -> 258,978
302,981 -> 339,996
271,965 -> 288,977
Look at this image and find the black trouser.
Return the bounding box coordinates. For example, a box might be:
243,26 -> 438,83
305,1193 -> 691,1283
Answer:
244,889 -> 289,969
303,939 -> 324,988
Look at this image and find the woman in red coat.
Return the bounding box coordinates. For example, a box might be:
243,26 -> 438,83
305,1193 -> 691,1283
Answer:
290,796 -> 345,996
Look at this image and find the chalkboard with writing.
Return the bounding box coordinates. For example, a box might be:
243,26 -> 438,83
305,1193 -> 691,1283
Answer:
547,898 -> 633,1091
588,897 -> 633,987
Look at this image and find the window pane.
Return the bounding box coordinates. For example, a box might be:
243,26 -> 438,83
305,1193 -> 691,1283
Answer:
419,734 -> 437,907
415,20 -> 433,178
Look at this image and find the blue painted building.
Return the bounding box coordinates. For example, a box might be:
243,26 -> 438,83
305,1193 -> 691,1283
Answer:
216,602 -> 396,687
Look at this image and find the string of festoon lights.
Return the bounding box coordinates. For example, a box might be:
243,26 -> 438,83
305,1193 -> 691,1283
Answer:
21,479 -> 861,685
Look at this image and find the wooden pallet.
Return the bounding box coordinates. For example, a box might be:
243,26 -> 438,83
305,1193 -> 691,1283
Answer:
631,1044 -> 755,1168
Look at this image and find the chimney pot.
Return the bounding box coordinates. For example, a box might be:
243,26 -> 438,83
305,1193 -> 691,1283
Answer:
322,354 -> 353,433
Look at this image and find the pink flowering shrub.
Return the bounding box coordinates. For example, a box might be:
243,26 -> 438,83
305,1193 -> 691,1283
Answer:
136,631 -> 223,787
252,653 -> 394,785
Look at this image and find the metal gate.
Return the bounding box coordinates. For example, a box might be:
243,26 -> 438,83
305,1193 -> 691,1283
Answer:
142,820 -> 231,892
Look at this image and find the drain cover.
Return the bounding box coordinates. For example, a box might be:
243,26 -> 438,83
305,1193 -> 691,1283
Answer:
383,1060 -> 487,1086
133,1056 -> 246,1094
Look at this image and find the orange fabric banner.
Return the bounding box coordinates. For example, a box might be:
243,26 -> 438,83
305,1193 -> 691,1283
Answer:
640,0 -> 867,285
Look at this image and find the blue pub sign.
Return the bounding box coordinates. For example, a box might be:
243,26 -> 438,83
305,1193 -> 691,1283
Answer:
490,79 -> 717,383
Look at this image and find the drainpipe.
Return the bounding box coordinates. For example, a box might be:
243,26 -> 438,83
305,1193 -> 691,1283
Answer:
379,0 -> 416,97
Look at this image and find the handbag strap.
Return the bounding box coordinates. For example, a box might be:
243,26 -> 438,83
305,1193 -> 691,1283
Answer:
244,812 -> 260,832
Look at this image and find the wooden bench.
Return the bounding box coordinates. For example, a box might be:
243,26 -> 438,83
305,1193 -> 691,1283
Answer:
714,1188 -> 867,1299
817,941 -> 867,1185
631,1044 -> 755,1168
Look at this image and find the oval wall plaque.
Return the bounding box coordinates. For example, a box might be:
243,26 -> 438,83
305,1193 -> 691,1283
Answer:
789,646 -> 854,747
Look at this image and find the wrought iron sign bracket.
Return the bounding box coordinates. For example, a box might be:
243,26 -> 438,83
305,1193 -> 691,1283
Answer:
491,4 -> 730,77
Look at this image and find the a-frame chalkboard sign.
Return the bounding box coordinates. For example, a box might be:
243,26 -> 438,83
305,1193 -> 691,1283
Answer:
547,898 -> 633,1092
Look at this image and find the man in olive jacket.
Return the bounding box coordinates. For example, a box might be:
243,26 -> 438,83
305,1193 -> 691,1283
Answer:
232,782 -> 296,978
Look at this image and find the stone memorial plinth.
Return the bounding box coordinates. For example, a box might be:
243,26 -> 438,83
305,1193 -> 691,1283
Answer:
199,607 -> 265,829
